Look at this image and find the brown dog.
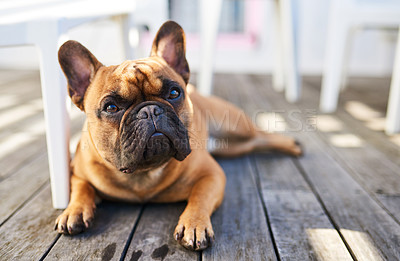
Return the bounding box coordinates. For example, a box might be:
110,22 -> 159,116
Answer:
54,21 -> 301,251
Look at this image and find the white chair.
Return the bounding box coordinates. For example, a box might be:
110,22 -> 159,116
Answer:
320,0 -> 400,134
0,0 -> 136,209
197,0 -> 301,103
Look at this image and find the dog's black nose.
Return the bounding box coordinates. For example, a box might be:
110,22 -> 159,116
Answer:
137,105 -> 164,119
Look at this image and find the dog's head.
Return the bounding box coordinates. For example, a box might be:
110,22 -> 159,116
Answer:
59,21 -> 192,173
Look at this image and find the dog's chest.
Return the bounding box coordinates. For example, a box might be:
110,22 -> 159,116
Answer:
94,164 -> 168,202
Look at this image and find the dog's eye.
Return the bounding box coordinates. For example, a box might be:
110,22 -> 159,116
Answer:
168,88 -> 180,100
105,104 -> 118,113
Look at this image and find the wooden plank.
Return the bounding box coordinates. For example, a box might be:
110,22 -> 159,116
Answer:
0,70 -> 39,87
0,112 -> 84,225
322,144 -> 400,222
46,201 -> 142,261
0,184 -> 61,260
0,153 -> 49,224
294,132 -> 400,260
272,75 -> 400,223
221,74 -> 351,260
0,110 -> 43,141
303,76 -> 400,166
253,154 -> 352,260
0,70 -> 85,179
0,135 -> 48,180
335,108 -> 400,165
202,157 -> 277,261
248,75 -> 400,260
335,107 -> 400,165
0,73 -> 42,117
125,203 -> 198,261
0,110 -> 84,179
192,75 -> 276,259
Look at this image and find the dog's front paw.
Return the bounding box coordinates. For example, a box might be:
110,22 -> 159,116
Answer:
54,204 -> 95,235
174,212 -> 215,251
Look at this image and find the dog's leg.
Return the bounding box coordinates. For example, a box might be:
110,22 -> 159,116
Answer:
191,91 -> 302,157
211,132 -> 302,157
55,175 -> 96,235
174,157 -> 226,251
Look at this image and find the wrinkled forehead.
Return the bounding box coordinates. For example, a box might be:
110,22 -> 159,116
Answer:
113,58 -> 164,95
92,56 -> 185,99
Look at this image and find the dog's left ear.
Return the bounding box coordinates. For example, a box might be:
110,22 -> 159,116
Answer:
151,21 -> 190,84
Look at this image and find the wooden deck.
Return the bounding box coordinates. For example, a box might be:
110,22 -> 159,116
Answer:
1,70 -> 400,260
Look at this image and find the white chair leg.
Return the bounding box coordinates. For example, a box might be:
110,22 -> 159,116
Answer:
197,0 -> 223,96
280,0 -> 300,102
31,21 -> 70,209
320,5 -> 349,113
272,0 -> 285,92
339,28 -> 355,91
120,13 -> 135,60
386,28 -> 400,134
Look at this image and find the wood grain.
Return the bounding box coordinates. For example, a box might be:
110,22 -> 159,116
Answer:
0,184 -> 61,260
46,201 -> 142,261
0,154 -> 49,224
254,154 -> 352,260
202,157 -> 277,261
125,203 -> 198,261
248,75 -> 400,260
222,74 -> 352,260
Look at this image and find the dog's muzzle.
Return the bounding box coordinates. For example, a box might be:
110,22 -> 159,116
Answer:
117,101 -> 191,173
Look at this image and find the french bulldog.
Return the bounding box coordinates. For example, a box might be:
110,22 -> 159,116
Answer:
54,20 -> 302,251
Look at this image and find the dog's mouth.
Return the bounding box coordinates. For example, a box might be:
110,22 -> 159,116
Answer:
119,167 -> 134,174
142,131 -> 174,160
119,131 -> 177,174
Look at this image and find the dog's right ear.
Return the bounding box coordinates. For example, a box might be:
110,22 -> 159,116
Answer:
58,40 -> 103,111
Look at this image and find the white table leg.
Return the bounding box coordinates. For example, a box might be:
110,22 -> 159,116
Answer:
198,0 -> 223,96
30,20 -> 70,209
386,28 -> 400,134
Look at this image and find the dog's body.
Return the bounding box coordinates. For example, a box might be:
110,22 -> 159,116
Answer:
55,21 -> 301,251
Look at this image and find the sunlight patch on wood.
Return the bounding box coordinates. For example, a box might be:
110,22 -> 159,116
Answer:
256,112 -> 287,132
316,115 -> 343,132
329,134 -> 365,148
0,133 -> 35,159
0,94 -> 19,110
0,98 -> 43,129
389,134 -> 400,147
345,101 -> 389,132
340,229 -> 384,260
306,228 -> 352,260
307,228 -> 384,260
345,101 -> 383,121
0,100 -> 84,160
365,117 -> 386,131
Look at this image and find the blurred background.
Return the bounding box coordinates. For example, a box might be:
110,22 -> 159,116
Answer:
0,0 -> 397,77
